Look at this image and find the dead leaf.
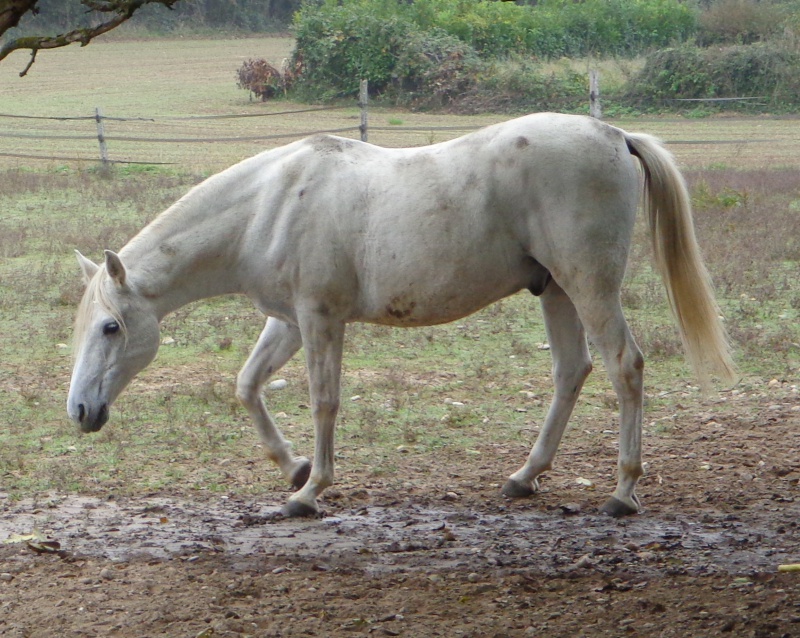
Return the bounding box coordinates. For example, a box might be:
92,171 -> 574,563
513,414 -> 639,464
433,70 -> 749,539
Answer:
27,539 -> 61,554
3,529 -> 47,545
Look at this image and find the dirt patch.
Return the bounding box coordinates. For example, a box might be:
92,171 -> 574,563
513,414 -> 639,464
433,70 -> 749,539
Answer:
2,388 -> 799,637
2,481 -> 799,635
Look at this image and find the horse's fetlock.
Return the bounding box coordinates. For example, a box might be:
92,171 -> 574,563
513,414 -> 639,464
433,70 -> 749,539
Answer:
620,460 -> 644,480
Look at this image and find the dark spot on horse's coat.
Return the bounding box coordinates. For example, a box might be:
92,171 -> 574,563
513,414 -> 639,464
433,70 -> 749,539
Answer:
160,243 -> 177,257
317,303 -> 331,317
516,136 -> 530,149
386,297 -> 417,320
299,189 -> 305,199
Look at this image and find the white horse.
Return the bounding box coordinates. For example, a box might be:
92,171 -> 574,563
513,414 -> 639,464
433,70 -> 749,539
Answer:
67,113 -> 735,518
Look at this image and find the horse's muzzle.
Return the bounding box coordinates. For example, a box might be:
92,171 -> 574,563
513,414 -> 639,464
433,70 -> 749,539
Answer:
75,402 -> 109,432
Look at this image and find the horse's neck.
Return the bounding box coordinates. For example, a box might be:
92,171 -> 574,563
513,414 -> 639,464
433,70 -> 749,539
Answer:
122,171 -> 253,319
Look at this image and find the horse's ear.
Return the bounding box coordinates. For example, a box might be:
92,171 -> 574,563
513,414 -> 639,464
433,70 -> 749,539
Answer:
104,250 -> 127,288
75,250 -> 100,285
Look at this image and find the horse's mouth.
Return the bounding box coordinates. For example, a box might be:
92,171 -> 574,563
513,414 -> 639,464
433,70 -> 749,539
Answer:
77,403 -> 109,433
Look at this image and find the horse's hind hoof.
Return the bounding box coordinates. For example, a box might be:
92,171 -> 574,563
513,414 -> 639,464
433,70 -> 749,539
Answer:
281,499 -> 320,518
289,458 -> 312,490
600,496 -> 639,517
501,478 -> 536,499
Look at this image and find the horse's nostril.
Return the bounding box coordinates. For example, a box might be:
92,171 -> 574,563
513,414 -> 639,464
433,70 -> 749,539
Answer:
78,404 -> 86,422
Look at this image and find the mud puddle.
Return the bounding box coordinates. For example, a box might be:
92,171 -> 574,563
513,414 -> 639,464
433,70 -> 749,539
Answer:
1,493 -> 796,577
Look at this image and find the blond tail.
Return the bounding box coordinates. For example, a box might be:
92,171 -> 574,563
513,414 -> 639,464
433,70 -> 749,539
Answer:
625,132 -> 736,388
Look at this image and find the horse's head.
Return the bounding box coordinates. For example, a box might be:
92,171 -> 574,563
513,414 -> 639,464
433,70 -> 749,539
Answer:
67,250 -> 160,432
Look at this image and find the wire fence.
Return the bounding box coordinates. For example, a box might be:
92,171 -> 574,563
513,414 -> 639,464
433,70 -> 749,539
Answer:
0,104 -> 366,167
1,94 -> 797,171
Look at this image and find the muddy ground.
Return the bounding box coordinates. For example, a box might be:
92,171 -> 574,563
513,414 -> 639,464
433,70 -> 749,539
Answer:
2,383 -> 799,637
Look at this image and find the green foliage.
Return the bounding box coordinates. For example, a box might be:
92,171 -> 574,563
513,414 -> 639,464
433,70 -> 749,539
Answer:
405,0 -> 697,58
697,0 -> 787,46
390,29 -> 482,107
290,0 -> 698,101
626,41 -> 800,109
292,1 -> 416,99
463,56 -> 589,113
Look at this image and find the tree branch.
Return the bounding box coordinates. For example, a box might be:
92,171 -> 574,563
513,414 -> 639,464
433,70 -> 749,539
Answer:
0,1 -> 40,36
0,0 -> 181,76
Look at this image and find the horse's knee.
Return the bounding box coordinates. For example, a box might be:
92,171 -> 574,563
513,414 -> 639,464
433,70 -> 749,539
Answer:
313,397 -> 340,419
235,375 -> 258,407
554,359 -> 592,395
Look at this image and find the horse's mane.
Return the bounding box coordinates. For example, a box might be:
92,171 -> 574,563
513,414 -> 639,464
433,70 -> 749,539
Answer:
73,269 -> 127,357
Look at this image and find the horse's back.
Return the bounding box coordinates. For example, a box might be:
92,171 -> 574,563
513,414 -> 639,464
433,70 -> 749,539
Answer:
242,115 -> 642,326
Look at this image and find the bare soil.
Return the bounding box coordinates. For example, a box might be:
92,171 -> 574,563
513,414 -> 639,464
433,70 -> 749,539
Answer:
2,384 -> 799,638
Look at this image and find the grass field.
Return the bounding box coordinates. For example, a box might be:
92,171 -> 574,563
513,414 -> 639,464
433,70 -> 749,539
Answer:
0,36 -> 798,502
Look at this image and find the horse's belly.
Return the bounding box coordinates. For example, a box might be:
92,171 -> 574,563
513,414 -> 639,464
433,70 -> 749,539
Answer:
357,266 -> 528,327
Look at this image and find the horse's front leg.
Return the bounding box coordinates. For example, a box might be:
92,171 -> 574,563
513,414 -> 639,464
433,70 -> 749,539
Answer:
236,317 -> 310,489
281,312 -> 345,518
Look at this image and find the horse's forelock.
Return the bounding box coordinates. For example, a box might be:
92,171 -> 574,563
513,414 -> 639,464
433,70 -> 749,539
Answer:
73,269 -> 128,358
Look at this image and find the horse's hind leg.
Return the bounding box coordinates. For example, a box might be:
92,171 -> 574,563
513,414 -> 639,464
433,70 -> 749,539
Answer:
575,294 -> 645,517
503,282 -> 593,498
236,317 -> 310,489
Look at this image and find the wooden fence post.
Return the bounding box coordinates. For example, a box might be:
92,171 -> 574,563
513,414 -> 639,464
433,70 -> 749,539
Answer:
95,107 -> 111,174
359,80 -> 368,142
589,70 -> 602,119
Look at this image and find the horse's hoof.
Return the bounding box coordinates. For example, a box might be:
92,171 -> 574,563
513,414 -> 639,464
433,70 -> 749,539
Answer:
600,496 -> 639,517
281,499 -> 319,518
290,458 -> 311,490
501,478 -> 536,499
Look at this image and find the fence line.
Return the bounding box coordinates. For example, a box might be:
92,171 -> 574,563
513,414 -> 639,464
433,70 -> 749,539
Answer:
0,91 -> 795,169
0,102 -> 366,167
0,105 -> 347,122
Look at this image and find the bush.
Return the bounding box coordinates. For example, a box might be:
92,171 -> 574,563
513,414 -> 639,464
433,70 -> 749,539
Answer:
390,29 -> 482,108
405,0 -> 697,58
289,0 -> 699,102
626,41 -> 800,109
459,57 -> 589,114
236,58 -> 286,101
291,1 -> 416,99
697,0 -> 786,46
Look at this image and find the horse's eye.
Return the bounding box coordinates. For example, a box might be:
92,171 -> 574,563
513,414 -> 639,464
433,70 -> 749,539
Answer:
103,321 -> 120,335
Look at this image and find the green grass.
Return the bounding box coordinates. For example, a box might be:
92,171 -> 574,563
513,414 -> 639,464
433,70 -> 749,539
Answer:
0,37 -> 798,503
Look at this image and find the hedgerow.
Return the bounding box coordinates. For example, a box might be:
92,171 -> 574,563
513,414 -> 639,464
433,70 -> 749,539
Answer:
279,0 -> 800,113
290,0 -> 697,101
626,42 -> 800,110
